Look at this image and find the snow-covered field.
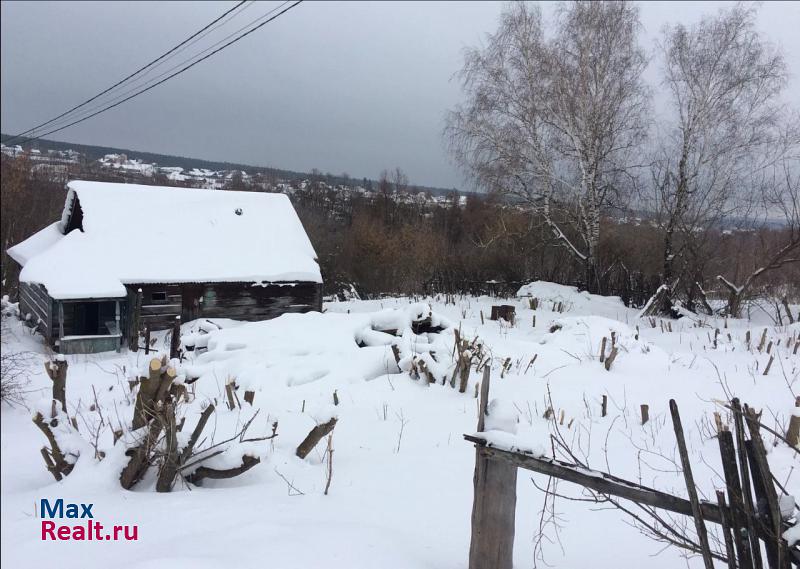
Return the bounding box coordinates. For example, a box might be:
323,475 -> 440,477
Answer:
2,282 -> 798,569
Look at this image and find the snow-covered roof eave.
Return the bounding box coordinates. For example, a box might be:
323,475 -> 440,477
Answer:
6,222 -> 64,267
12,181 -> 323,297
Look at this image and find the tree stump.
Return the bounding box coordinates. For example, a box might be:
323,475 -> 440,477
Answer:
44,357 -> 68,412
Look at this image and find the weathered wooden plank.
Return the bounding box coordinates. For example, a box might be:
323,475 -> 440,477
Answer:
670,399 -> 714,569
20,285 -> 48,317
140,315 -> 182,331
744,404 -> 791,569
140,304 -> 183,315
19,283 -> 51,338
469,367 -> 516,569
21,281 -> 51,309
19,287 -> 48,323
719,429 -> 755,569
126,281 -> 322,328
464,435 -> 727,525
469,448 -> 517,569
732,399 -> 766,569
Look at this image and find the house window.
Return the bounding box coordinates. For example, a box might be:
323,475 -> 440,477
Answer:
151,291 -> 167,302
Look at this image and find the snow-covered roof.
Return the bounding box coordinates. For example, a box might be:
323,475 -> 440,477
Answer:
8,181 -> 322,299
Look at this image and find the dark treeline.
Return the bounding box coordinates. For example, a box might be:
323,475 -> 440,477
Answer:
1,154 -> 797,320
292,176 -> 798,314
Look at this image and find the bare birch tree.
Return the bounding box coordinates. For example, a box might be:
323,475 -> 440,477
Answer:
649,4 -> 793,314
445,1 -> 649,293
717,155 -> 800,316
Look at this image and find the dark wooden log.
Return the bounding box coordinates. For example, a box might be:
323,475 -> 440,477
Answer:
465,435 -> 727,524
186,455 -> 260,486
669,399 -> 714,569
640,404 -> 649,425
601,394 -> 608,417
296,417 -> 338,459
155,403 -> 179,492
120,418 -> 163,490
719,429 -> 755,569
33,412 -> 74,480
179,404 -> 216,465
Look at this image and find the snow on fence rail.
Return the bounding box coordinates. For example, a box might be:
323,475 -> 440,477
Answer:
465,367 -> 799,569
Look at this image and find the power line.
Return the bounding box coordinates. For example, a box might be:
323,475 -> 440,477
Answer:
20,1 -> 290,137
15,0 -> 302,145
6,1 -> 251,145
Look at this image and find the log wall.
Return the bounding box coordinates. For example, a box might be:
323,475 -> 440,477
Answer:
197,282 -> 322,322
133,284 -> 183,331
18,282 -> 52,340
126,281 -> 322,331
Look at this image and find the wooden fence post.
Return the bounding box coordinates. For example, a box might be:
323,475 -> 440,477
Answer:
785,397 -> 800,448
718,429 -> 755,569
731,399 -> 765,569
743,405 -> 790,569
469,366 -> 517,569
670,399 -> 714,569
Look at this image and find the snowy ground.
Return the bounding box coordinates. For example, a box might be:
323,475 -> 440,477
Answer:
2,283 -> 798,569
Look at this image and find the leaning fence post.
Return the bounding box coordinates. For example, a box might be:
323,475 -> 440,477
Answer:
715,490 -> 737,569
743,405 -> 789,569
469,366 -> 517,569
731,399 -> 765,569
670,399 -> 714,569
718,428 -> 755,569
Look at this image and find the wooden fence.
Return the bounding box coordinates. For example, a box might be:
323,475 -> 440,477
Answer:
466,368 -> 798,568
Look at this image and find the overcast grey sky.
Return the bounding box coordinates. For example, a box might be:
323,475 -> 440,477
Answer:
2,1 -> 798,189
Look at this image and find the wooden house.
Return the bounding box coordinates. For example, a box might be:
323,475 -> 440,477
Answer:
8,181 -> 322,354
